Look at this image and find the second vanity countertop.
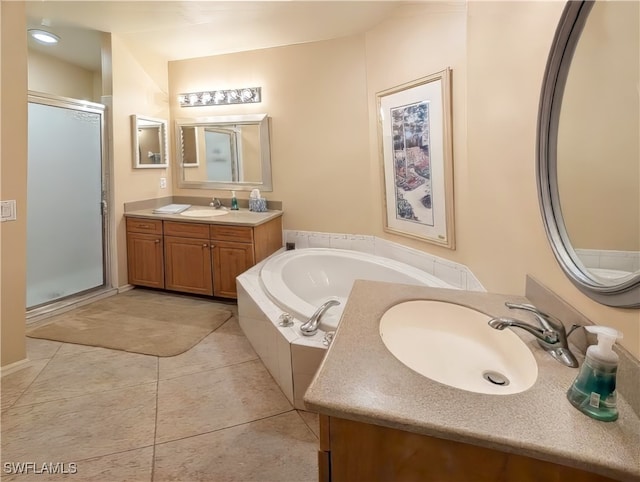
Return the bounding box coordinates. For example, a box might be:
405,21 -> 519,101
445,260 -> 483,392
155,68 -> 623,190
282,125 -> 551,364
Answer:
124,207 -> 282,228
304,280 -> 640,481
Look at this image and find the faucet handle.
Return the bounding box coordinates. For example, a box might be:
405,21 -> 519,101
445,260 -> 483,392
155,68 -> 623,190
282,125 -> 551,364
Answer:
505,302 -> 560,331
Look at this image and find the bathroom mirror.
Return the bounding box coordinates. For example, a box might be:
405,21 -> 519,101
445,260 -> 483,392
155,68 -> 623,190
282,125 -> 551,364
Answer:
175,113 -> 272,191
537,0 -> 640,307
131,115 -> 168,169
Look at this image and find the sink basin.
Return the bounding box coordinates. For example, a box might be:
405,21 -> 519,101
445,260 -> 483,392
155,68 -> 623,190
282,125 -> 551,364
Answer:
379,300 -> 538,395
180,208 -> 229,218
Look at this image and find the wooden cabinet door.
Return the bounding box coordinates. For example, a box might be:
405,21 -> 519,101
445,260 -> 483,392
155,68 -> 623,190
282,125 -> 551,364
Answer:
164,236 -> 213,296
211,242 -> 255,298
127,232 -> 164,289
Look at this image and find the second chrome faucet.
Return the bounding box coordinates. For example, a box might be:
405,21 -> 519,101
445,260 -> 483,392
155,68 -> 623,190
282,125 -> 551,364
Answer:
489,302 -> 581,367
300,299 -> 340,336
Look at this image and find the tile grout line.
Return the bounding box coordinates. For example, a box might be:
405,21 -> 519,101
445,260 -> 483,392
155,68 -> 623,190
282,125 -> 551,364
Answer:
6,379 -> 159,411
295,411 -> 320,441
154,408 -> 297,448
157,355 -> 260,382
151,356 -> 160,482
2,345 -> 61,412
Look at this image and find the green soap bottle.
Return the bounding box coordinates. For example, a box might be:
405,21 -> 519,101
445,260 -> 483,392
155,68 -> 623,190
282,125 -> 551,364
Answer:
567,326 -> 622,422
231,190 -> 239,211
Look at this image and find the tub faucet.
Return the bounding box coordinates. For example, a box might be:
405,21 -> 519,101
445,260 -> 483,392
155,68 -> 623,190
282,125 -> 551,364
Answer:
488,302 -> 581,368
300,300 -> 340,336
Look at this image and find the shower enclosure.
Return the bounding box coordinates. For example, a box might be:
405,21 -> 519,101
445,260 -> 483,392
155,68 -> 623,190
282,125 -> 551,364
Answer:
26,92 -> 109,311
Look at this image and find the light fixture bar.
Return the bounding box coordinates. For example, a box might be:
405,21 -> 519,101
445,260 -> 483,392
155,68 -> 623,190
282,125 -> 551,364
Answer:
178,87 -> 262,107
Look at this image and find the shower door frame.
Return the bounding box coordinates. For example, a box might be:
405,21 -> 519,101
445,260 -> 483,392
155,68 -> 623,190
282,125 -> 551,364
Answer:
26,91 -> 115,320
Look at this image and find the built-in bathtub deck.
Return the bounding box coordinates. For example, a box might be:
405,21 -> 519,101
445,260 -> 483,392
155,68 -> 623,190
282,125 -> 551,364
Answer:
237,243 -> 479,409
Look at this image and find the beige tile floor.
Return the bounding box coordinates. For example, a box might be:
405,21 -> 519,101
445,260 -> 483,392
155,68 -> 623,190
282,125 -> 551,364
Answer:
1,290 -> 319,482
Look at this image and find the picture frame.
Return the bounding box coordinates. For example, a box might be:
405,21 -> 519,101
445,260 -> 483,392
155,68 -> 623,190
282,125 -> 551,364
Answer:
377,68 -> 455,249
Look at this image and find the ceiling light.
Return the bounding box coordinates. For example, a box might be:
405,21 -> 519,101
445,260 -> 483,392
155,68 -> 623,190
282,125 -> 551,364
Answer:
28,29 -> 61,45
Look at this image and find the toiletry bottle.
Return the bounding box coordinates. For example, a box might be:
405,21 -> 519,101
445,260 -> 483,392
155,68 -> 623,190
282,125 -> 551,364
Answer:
567,326 -> 622,421
231,190 -> 239,210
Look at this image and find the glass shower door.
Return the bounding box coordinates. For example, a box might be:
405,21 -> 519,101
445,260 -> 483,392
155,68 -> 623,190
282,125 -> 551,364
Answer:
27,98 -> 105,309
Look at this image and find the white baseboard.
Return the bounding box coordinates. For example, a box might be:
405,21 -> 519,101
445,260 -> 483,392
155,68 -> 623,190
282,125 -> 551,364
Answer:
117,284 -> 135,293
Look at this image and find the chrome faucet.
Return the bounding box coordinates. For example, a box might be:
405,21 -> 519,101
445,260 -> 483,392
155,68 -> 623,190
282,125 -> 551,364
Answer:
210,198 -> 222,209
488,302 -> 581,368
300,300 -> 340,336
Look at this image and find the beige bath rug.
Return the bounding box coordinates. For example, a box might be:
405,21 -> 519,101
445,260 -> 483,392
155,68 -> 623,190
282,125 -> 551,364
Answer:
27,289 -> 234,357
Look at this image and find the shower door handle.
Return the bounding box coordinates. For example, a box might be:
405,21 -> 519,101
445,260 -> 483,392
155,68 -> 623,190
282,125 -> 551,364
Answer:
100,199 -> 107,216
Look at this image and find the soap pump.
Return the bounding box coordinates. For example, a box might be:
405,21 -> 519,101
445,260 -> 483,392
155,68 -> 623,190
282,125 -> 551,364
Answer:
230,190 -> 239,211
567,326 -> 622,422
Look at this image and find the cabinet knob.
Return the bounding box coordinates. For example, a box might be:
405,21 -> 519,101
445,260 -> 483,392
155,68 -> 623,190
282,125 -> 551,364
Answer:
210,244 -> 216,249
155,239 -> 161,243
202,243 -> 208,248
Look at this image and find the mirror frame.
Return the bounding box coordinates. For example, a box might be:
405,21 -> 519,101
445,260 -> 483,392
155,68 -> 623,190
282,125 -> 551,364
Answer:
131,115 -> 169,169
175,113 -> 272,191
537,0 -> 640,308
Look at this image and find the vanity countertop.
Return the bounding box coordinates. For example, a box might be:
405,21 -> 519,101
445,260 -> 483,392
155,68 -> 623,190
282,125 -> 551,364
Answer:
124,207 -> 282,227
304,280 -> 640,481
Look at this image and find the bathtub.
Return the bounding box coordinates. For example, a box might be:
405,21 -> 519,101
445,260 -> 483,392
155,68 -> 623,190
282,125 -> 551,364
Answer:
238,244 -> 471,409
259,248 -> 455,331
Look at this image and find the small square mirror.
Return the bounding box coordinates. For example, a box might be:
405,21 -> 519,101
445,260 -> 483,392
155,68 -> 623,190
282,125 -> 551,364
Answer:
131,115 -> 168,169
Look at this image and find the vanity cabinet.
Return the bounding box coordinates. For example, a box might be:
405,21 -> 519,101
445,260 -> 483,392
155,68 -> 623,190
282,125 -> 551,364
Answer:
318,416 -> 617,482
163,222 -> 213,295
126,218 -> 164,289
125,215 -> 282,299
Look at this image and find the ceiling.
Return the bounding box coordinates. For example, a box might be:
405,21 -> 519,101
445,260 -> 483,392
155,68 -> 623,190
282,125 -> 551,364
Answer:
25,1 -> 411,72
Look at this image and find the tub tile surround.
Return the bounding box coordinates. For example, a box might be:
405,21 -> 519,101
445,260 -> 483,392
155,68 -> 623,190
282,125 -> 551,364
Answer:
283,230 -> 485,292
575,248 -> 640,274
238,232 -> 485,410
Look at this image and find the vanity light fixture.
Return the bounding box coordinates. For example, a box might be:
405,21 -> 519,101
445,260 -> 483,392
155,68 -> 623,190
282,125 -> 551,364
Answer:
178,87 -> 262,107
28,29 -> 61,45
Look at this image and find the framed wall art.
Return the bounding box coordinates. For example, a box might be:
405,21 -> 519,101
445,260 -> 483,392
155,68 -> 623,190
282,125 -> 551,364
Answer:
377,68 -> 455,249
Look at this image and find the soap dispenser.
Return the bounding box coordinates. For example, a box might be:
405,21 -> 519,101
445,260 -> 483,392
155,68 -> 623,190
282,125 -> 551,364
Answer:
567,326 -> 622,422
230,191 -> 239,211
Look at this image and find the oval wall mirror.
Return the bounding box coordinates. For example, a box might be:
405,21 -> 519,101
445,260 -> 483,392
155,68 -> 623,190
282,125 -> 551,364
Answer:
537,0 -> 639,307
131,115 -> 168,169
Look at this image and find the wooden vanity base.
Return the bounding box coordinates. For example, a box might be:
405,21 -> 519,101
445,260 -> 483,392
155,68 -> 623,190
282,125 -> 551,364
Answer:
319,415 -> 618,482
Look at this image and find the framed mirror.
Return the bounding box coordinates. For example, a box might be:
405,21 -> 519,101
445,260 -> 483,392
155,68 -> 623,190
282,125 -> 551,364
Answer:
175,113 -> 272,191
131,115 -> 168,169
537,0 -> 640,307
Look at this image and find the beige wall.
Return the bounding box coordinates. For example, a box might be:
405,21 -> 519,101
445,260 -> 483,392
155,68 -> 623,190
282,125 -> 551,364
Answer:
2,2 -> 638,367
465,1 -> 639,356
169,2 -> 639,357
110,35 -> 171,287
558,1 -> 639,251
28,49 -> 100,102
1,1 -> 28,367
169,35 -> 372,234
366,2 -> 468,264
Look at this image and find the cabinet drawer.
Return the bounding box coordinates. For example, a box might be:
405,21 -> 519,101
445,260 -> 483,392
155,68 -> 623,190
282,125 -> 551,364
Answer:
126,217 -> 163,235
164,221 -> 209,239
210,225 -> 253,243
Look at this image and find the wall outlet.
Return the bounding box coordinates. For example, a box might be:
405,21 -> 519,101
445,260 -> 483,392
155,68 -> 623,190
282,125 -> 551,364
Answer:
0,200 -> 17,222
160,177 -> 167,189
286,242 -> 296,250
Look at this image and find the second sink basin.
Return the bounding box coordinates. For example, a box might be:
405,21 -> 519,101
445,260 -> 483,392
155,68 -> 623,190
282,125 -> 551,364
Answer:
379,300 -> 538,395
180,208 -> 229,218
